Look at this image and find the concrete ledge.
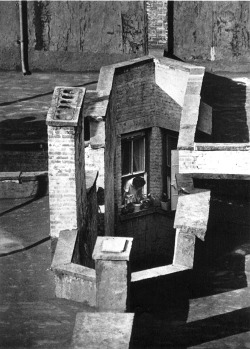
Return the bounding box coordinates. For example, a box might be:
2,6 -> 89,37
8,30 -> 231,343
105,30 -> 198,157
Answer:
174,189 -> 211,241
51,230 -> 96,307
194,143 -> 250,151
71,312 -> 134,349
131,264 -> 190,282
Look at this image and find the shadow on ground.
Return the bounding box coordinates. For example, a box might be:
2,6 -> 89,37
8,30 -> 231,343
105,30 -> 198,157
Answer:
129,187 -> 250,348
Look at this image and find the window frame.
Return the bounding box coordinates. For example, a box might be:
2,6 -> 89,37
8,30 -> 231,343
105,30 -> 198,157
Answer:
164,131 -> 178,209
121,131 -> 148,199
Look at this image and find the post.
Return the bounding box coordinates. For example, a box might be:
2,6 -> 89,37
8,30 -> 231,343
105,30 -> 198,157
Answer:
92,236 -> 133,312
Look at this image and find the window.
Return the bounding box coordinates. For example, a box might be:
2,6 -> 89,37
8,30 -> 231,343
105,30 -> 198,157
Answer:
121,131 -> 147,201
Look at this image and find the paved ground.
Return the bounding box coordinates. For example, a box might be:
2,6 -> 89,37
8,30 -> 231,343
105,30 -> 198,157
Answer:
0,71 -> 98,145
1,195 -> 250,348
0,196 -> 95,349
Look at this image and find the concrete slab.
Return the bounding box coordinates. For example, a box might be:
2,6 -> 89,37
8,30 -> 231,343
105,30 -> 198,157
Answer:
71,312 -> 134,349
93,236 -> 133,261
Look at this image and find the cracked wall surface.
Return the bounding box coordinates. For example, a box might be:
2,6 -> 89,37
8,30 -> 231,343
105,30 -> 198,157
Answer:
0,1 -> 147,71
174,2 -> 250,71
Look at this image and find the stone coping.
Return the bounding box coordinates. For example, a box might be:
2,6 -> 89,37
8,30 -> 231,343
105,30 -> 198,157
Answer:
194,142 -> 250,151
0,170 -> 97,190
154,56 -> 205,74
55,263 -> 96,282
119,206 -> 174,221
180,142 -> 250,151
131,264 -> 190,282
174,189 -> 211,241
51,229 -> 96,281
0,171 -> 47,181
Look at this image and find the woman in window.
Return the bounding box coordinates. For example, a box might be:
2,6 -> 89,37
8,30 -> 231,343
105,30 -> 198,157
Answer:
123,176 -> 146,203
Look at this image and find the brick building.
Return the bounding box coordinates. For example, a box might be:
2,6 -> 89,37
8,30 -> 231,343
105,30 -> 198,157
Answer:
46,55 -> 213,271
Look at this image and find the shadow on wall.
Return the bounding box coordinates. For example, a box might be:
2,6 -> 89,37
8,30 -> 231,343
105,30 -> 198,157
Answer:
199,72 -> 248,143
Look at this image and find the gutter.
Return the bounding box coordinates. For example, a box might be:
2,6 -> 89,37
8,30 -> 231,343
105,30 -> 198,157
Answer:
19,0 -> 31,75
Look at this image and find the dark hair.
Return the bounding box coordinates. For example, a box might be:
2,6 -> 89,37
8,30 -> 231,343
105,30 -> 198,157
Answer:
132,176 -> 146,189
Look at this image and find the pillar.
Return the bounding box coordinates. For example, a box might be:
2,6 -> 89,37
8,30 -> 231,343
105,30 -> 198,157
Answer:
92,236 -> 133,312
46,86 -> 86,242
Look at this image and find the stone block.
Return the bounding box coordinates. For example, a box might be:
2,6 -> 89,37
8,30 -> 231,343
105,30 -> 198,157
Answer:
82,90 -> 109,120
97,66 -> 115,93
95,260 -> 129,311
90,120 -> 105,148
92,237 -> 133,261
51,229 -> 96,307
174,189 -> 211,241
178,124 -> 196,149
54,268 -> 96,307
71,312 -> 134,349
51,229 -> 77,269
93,236 -> 133,311
46,87 -> 85,127
173,229 -> 196,269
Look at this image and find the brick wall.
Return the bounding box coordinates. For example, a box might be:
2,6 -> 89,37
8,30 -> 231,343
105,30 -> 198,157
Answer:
113,60 -> 156,207
149,127 -> 163,197
115,60 -> 156,132
146,1 -> 168,48
47,126 -> 78,238
103,58 -> 192,237
155,60 -> 185,131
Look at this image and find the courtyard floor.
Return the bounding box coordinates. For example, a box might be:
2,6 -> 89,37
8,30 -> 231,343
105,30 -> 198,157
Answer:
0,68 -> 250,348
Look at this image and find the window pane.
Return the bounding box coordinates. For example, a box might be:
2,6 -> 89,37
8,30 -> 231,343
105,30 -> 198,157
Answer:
122,140 -> 131,175
133,137 -> 145,173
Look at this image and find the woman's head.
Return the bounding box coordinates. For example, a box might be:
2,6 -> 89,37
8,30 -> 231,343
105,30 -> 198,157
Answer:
132,176 -> 146,189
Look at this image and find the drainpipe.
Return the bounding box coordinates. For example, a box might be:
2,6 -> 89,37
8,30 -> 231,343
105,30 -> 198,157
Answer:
19,0 -> 30,75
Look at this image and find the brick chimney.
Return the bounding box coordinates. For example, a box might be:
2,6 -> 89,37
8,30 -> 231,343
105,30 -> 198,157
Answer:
46,87 -> 86,243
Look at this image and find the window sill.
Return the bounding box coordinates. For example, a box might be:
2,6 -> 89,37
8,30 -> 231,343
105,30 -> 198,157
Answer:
119,206 -> 175,221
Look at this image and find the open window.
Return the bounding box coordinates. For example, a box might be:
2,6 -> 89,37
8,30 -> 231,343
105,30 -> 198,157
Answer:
121,131 -> 147,202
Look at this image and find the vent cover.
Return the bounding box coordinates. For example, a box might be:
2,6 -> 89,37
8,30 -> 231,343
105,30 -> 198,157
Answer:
46,86 -> 85,127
